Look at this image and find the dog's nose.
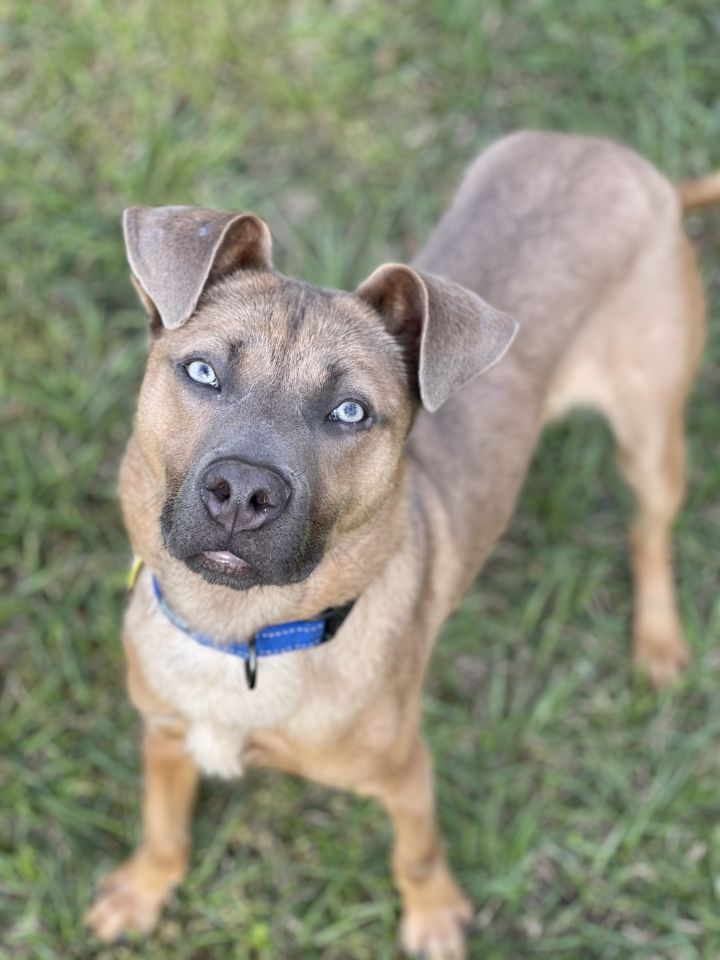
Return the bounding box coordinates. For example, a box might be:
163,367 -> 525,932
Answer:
200,459 -> 290,532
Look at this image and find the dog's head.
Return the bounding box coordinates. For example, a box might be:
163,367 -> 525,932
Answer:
123,206 -> 517,590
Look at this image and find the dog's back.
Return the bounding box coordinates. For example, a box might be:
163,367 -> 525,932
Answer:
411,130 -> 709,683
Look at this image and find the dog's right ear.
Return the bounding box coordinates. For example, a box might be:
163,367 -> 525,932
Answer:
122,206 -> 273,331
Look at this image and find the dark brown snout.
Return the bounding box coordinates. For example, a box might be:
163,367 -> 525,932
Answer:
200,459 -> 290,532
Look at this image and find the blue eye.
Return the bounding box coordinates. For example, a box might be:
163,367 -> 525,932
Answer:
329,400 -> 366,424
185,360 -> 219,389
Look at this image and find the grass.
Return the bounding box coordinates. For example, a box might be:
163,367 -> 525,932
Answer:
1,1 -> 720,957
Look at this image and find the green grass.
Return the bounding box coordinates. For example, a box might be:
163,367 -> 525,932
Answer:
2,1 -> 720,957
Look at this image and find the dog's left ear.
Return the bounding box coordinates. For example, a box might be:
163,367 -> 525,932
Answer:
355,263 -> 519,412
122,206 -> 272,330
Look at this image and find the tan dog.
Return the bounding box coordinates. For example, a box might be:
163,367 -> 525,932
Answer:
87,132 -> 718,958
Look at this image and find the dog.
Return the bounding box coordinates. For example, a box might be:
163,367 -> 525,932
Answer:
86,131 -> 718,958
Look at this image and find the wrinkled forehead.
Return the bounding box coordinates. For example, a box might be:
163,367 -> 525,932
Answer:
161,273 -> 407,400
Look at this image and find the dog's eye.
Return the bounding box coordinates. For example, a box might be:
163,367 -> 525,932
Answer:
328,400 -> 366,424
185,360 -> 219,389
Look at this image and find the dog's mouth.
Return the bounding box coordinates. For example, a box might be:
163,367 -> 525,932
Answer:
184,549 -> 257,588
180,543 -> 322,591
201,550 -> 252,572
160,496 -> 325,591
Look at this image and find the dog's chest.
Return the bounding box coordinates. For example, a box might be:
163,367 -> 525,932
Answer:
125,578 -> 364,779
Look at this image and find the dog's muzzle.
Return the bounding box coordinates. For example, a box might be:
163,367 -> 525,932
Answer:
160,446 -> 323,590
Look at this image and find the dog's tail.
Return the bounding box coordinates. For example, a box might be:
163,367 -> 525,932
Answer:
677,171 -> 720,212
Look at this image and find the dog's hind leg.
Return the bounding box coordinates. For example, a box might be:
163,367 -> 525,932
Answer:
607,237 -> 705,686
613,398 -> 692,686
544,229 -> 705,686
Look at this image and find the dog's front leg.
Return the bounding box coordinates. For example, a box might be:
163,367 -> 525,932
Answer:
365,737 -> 472,959
86,721 -> 199,942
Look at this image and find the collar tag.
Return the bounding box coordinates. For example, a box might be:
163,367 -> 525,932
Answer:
127,555 -> 144,592
245,636 -> 258,689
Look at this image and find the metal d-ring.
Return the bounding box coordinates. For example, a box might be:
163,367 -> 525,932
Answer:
245,635 -> 258,690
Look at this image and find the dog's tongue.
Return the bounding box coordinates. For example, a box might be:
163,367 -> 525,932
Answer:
203,550 -> 250,570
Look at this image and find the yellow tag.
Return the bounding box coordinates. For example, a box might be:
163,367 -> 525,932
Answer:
127,555 -> 144,591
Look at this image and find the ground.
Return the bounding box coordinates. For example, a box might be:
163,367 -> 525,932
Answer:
1,1 -> 720,957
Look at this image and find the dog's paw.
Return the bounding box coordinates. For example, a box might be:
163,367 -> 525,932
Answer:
85,853 -> 182,942
400,895 -> 473,959
634,630 -> 690,688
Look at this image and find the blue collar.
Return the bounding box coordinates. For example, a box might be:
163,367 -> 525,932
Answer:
151,575 -> 354,690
